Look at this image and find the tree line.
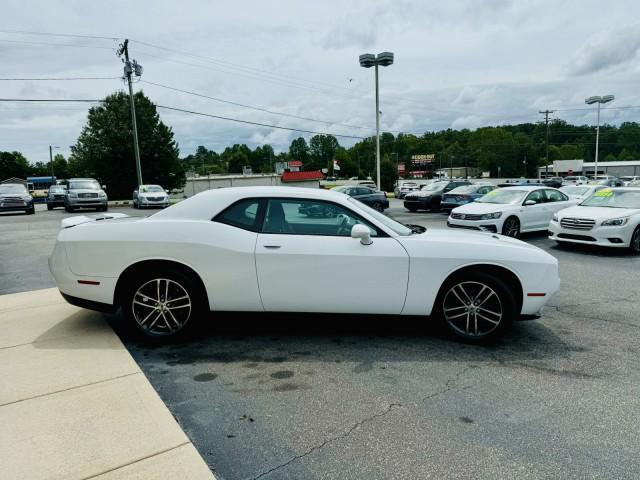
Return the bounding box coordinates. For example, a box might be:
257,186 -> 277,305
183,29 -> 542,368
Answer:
2,89 -> 639,195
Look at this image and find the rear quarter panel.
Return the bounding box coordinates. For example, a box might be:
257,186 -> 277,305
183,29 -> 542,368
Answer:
60,218 -> 262,311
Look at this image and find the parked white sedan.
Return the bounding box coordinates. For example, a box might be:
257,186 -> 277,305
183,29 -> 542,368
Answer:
49,187 -> 560,342
549,188 -> 640,253
448,186 -> 575,238
559,185 -> 606,202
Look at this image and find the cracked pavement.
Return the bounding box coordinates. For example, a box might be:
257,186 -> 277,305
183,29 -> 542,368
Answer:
3,201 -> 640,479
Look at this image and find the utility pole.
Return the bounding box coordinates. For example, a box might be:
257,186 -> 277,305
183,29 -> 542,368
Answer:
117,39 -> 144,186
49,146 -> 54,179
539,110 -> 554,178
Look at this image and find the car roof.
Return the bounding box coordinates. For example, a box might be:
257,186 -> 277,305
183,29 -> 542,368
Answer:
153,186 -> 351,221
500,185 -> 547,191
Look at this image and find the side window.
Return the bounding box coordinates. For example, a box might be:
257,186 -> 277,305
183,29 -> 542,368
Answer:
357,188 -> 372,195
525,190 -> 545,204
544,189 -> 567,202
262,199 -> 379,237
214,199 -> 262,231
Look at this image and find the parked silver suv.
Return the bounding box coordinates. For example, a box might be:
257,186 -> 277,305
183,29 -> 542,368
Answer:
64,178 -> 108,212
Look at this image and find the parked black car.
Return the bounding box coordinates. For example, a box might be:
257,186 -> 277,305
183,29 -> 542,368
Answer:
332,185 -> 389,211
542,177 -> 563,188
403,180 -> 471,212
46,185 -> 67,210
0,183 -> 35,215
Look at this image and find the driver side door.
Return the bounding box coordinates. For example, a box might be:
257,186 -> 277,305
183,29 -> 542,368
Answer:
254,198 -> 409,314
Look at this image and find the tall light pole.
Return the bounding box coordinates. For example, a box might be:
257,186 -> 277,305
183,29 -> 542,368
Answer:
585,95 -> 614,178
359,52 -> 394,191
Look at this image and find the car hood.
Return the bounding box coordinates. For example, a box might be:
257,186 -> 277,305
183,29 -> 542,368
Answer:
138,191 -> 167,198
69,189 -> 105,195
558,206 -> 640,220
452,202 -> 514,214
0,192 -> 31,199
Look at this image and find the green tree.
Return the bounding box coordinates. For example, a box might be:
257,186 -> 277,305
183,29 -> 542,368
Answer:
69,90 -> 185,199
376,155 -> 398,191
52,153 -> 69,179
309,134 -> 339,172
289,137 -> 310,165
0,151 -> 31,179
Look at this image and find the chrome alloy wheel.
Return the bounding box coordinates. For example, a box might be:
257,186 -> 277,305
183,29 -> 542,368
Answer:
632,227 -> 640,253
443,281 -> 503,338
502,217 -> 519,237
132,278 -> 192,336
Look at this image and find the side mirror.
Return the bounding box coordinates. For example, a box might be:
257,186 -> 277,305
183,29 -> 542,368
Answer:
351,224 -> 373,245
102,185 -> 107,190
524,200 -> 536,206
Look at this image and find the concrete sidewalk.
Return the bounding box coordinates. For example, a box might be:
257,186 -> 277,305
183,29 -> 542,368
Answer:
0,288 -> 215,480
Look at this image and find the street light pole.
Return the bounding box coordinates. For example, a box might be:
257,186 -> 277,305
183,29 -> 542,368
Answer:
49,145 -> 59,180
585,95 -> 614,178
359,52 -> 394,191
375,63 -> 381,191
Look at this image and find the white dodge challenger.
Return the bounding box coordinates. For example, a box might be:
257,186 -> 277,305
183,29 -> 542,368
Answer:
49,186 -> 560,342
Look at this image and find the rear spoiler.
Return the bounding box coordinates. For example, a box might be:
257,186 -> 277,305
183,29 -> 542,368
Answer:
61,212 -> 129,228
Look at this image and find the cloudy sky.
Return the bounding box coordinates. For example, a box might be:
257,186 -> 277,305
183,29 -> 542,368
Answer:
2,0 -> 640,163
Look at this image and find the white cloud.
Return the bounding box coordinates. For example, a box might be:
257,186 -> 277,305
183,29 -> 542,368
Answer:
565,24 -> 640,76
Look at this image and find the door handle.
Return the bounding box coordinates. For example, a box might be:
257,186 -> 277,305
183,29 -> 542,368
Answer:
263,244 -> 281,249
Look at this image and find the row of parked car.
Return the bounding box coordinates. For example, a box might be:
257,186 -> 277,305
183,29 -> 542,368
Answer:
0,178 -> 172,215
399,180 -> 640,254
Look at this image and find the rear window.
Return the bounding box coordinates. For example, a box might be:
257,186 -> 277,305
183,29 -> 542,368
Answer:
214,199 -> 262,231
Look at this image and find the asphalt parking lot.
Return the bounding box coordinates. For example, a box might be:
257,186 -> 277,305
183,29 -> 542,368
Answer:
2,199 -> 640,479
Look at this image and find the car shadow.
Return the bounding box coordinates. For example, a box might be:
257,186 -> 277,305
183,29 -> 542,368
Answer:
550,241 -> 633,257
110,310 -> 576,365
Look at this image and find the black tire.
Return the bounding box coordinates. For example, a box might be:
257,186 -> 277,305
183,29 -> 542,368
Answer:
435,271 -> 516,343
430,199 -> 440,212
630,226 -> 640,254
407,207 -> 417,212
65,205 -> 74,213
121,267 -> 205,339
26,206 -> 35,215
372,202 -> 384,212
47,204 -> 53,211
501,216 -> 520,238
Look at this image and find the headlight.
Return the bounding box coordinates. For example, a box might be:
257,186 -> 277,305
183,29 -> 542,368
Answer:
552,213 -> 558,222
601,217 -> 629,227
98,191 -> 107,198
480,212 -> 502,220
68,192 -> 77,198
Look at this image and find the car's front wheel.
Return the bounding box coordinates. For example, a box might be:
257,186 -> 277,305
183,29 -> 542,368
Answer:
630,226 -> 640,254
501,216 -> 520,238
122,269 -> 204,338
438,272 -> 515,343
372,201 -> 384,212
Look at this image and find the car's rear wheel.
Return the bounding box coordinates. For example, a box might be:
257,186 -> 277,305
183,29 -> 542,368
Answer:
122,269 -> 203,338
65,205 -> 74,212
630,226 -> 640,254
407,207 -> 417,212
502,216 -> 520,238
430,199 -> 440,212
438,272 -> 515,343
372,201 -> 384,212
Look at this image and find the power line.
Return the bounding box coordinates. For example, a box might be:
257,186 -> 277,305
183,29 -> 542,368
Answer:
0,76 -> 120,81
0,38 -> 116,50
0,29 -> 120,41
155,104 -> 365,139
141,79 -> 375,132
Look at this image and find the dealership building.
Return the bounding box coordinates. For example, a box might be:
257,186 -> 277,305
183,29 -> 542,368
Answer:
538,159 -> 640,177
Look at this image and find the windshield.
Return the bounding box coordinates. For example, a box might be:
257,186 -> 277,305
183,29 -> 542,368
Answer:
581,189 -> 640,209
0,184 -> 28,194
561,186 -> 590,196
421,182 -> 448,192
477,189 -> 527,205
49,186 -> 65,193
332,186 -> 348,193
140,185 -> 164,192
348,197 -> 412,236
69,180 -> 100,190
